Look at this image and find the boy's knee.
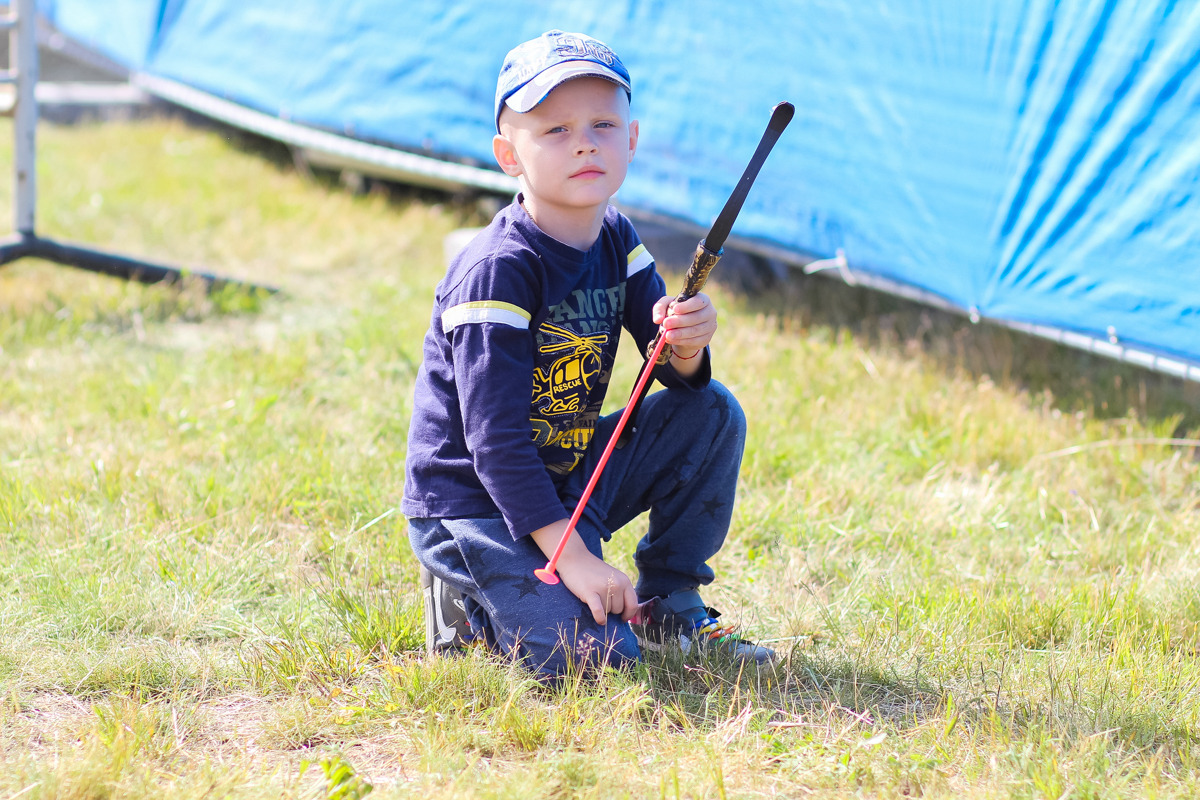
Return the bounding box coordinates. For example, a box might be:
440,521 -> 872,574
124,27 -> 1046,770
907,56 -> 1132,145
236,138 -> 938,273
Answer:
519,620 -> 641,678
712,380 -> 745,423
570,624 -> 641,672
704,380 -> 746,442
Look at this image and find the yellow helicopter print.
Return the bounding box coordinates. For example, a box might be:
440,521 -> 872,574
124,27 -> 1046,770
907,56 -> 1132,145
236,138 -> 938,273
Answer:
529,322 -> 609,448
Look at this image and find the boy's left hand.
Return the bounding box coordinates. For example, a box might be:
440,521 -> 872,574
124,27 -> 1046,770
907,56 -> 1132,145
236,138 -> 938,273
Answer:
652,292 -> 716,359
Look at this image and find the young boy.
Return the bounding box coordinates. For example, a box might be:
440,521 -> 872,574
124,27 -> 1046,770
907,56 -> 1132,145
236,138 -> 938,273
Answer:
403,30 -> 772,678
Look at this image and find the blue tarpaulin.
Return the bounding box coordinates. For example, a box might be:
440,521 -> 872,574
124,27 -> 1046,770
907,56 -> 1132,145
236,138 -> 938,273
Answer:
26,1 -> 1200,372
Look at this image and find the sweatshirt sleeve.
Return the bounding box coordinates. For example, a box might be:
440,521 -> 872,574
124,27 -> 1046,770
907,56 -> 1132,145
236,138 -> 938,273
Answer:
442,260 -> 568,540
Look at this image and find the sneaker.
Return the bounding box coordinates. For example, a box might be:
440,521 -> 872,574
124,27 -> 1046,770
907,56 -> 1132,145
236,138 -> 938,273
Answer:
631,589 -> 775,664
419,564 -> 473,655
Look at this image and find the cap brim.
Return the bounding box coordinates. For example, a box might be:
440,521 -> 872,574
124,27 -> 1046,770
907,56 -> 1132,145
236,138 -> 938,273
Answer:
505,61 -> 630,114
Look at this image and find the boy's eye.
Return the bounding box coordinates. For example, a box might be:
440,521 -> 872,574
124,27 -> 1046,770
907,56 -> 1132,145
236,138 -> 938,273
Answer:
547,125 -> 567,134
594,121 -> 615,129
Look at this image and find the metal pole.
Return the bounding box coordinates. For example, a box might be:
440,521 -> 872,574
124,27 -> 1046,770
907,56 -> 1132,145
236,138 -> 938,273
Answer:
0,2 -> 271,293
12,0 -> 36,236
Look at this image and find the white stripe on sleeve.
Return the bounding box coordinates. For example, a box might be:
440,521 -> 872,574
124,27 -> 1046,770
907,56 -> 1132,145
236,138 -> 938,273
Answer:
626,244 -> 654,277
441,301 -> 531,333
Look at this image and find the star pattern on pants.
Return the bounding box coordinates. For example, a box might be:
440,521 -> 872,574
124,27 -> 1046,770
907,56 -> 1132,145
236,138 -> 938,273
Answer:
639,535 -> 683,564
659,453 -> 693,493
512,572 -> 544,601
701,497 -> 727,518
459,541 -> 494,577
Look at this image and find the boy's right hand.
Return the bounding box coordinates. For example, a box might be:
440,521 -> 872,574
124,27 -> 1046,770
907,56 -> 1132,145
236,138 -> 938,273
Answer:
530,520 -> 639,625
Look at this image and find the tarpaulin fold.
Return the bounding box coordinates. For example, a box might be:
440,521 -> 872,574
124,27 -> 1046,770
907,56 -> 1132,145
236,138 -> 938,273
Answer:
25,0 -> 1200,367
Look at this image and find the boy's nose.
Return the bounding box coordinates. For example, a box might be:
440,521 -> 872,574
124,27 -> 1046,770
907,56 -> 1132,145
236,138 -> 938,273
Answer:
574,132 -> 599,155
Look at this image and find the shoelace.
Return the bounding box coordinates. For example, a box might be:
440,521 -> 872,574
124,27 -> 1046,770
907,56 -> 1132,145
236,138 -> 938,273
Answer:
694,617 -> 741,644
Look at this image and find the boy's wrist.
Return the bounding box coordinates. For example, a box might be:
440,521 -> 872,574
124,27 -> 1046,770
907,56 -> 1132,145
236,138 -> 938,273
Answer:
530,519 -> 584,562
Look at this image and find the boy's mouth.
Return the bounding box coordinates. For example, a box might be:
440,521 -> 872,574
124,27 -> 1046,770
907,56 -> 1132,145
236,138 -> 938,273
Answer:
570,166 -> 605,180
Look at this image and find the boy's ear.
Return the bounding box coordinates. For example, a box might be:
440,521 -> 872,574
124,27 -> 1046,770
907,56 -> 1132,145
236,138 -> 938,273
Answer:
493,134 -> 523,177
627,119 -> 639,163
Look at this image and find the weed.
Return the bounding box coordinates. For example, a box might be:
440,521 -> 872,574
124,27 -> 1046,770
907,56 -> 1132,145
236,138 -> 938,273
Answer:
301,754 -> 374,800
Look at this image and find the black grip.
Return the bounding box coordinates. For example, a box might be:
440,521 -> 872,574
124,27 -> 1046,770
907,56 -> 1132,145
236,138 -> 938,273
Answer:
678,239 -> 723,301
645,240 -> 723,365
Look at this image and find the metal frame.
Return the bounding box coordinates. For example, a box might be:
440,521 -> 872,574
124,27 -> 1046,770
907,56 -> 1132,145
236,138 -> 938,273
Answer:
0,0 -> 260,293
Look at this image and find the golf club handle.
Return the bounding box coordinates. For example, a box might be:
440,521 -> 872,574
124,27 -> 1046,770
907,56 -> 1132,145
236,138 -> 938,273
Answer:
678,238 -> 723,299
645,240 -> 723,365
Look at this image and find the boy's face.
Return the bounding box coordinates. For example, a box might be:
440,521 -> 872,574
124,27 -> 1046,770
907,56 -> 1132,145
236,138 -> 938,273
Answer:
494,78 -> 638,219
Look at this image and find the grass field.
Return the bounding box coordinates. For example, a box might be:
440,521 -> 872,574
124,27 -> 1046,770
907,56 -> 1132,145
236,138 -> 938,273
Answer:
1,115 -> 1198,799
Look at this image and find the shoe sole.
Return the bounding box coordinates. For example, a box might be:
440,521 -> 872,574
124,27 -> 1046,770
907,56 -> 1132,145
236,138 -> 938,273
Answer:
420,564 -> 472,655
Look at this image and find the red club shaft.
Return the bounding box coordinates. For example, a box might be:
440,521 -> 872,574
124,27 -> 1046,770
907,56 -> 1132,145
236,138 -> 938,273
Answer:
534,333 -> 670,584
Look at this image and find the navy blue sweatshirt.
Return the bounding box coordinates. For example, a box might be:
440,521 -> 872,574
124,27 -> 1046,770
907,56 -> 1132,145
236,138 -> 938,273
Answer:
402,196 -> 708,539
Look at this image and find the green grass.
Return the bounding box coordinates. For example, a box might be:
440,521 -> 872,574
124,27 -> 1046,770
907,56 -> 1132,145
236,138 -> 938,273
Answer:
1,115 -> 1198,798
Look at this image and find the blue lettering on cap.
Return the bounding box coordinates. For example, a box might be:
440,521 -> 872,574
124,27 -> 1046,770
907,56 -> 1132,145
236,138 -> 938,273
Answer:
552,33 -> 617,66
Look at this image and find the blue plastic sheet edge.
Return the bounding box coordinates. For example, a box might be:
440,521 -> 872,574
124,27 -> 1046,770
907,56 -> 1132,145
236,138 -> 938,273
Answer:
19,0 -> 1200,376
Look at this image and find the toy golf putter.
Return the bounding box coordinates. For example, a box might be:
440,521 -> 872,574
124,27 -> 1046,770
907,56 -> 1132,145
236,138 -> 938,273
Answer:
535,101 -> 794,585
